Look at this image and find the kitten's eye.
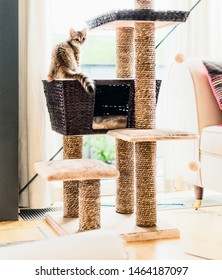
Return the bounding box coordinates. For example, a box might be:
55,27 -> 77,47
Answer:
82,37 -> 85,42
75,38 -> 80,42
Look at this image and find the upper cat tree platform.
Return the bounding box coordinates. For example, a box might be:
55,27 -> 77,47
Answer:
86,9 -> 190,30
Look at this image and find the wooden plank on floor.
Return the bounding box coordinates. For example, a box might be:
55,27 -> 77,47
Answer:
45,207 -> 180,242
0,227 -> 46,245
0,220 -> 59,246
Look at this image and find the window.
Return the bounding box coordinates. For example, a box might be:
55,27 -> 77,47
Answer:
49,0 -> 182,193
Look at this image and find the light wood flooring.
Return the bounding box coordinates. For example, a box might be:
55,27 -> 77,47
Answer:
126,205 -> 222,260
0,199 -> 222,260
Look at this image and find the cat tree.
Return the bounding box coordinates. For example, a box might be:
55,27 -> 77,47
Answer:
115,0 -> 157,227
42,0 -> 199,240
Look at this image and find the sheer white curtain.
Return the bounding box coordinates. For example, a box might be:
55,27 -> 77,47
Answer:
156,0 -> 222,192
19,0 -> 63,208
19,0 -> 135,208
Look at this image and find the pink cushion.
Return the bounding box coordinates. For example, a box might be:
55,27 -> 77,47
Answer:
203,61 -> 222,110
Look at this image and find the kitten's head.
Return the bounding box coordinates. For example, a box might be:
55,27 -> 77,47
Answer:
69,28 -> 87,46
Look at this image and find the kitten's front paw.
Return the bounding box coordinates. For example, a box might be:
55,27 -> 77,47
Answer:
47,75 -> 53,82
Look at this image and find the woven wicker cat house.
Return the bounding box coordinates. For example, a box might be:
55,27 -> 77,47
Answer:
42,1 -> 197,240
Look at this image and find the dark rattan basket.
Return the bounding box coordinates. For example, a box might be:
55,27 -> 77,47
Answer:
42,80 -> 95,135
43,79 -> 161,135
156,79 -> 162,104
42,79 -> 136,135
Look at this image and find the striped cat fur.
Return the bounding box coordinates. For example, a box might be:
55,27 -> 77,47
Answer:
48,28 -> 95,94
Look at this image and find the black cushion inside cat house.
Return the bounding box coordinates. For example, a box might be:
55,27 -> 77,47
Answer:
42,79 -> 161,136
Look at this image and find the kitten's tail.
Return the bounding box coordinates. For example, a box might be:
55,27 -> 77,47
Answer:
68,71 -> 95,94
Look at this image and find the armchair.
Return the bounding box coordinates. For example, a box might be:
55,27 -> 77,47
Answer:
168,58 -> 222,209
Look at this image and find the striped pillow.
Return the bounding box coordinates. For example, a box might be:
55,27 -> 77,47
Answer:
203,61 -> 222,110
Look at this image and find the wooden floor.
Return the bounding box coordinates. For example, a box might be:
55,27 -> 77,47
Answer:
126,205 -> 222,260
0,219 -> 58,245
1,201 -> 222,260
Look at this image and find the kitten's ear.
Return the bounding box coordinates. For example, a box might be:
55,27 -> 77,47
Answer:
69,28 -> 77,38
81,27 -> 88,37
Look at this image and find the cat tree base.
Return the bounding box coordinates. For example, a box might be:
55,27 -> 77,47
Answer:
45,207 -> 180,242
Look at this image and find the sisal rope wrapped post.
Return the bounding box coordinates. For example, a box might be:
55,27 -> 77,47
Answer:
63,135 -> 83,218
115,27 -> 135,214
135,0 -> 153,9
79,180 -> 100,231
135,0 -> 157,226
116,27 -> 135,78
135,141 -> 156,226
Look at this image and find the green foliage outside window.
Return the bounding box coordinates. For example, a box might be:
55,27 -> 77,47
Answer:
84,136 -> 115,164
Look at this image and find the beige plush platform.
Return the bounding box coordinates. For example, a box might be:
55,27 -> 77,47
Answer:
34,159 -> 119,181
93,115 -> 127,130
107,128 -> 199,142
